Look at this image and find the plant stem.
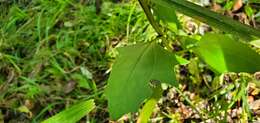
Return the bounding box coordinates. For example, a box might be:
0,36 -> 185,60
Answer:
138,0 -> 164,37
138,0 -> 172,50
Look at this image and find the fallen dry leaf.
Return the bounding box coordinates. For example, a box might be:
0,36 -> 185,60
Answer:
233,0 -> 243,12
250,99 -> 260,110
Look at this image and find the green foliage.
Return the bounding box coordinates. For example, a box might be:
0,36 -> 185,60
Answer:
195,34 -> 260,73
105,42 -> 178,119
153,0 -> 260,40
42,99 -> 95,123
105,0 -> 260,121
2,0 -> 260,122
137,82 -> 163,123
151,0 -> 181,32
0,0 -> 149,122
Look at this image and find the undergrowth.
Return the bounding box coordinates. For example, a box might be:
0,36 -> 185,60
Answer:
0,0 -> 260,122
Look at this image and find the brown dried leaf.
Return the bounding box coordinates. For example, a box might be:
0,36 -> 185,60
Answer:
250,99 -> 260,110
212,3 -> 222,12
233,0 -> 243,12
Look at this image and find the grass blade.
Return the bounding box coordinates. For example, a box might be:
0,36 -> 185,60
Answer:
42,99 -> 95,123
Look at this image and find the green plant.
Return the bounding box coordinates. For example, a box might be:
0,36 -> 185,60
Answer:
0,1 -> 148,122
42,99 -> 95,123
2,0 -> 260,122
105,0 -> 260,121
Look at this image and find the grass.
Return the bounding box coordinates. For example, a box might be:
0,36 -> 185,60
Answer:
0,0 -> 260,122
0,0 -> 151,122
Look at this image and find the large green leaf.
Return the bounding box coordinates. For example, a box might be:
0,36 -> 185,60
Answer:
195,34 -> 260,73
42,99 -> 95,123
105,42 -> 178,120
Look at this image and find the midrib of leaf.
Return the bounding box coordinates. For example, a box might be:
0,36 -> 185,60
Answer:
122,43 -> 152,94
144,43 -> 157,86
150,43 -> 156,80
116,43 -> 157,108
106,42 -> 179,119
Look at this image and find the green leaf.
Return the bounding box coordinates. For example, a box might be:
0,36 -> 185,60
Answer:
105,42 -> 178,120
151,0 -> 181,31
71,73 -> 91,89
137,83 -> 163,123
250,40 -> 260,48
245,5 -> 254,17
194,34 -> 260,73
153,0 -> 260,40
42,100 -> 95,123
175,55 -> 189,65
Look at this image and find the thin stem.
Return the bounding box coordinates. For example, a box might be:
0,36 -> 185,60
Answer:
174,87 -> 206,120
138,0 -> 172,50
138,0 -> 163,37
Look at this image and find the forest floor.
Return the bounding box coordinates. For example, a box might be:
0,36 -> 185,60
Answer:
0,0 -> 260,122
